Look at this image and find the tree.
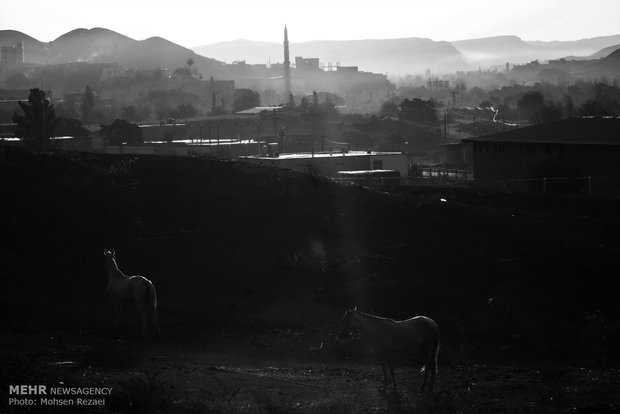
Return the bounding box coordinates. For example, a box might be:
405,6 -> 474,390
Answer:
81,86 -> 95,124
399,98 -> 439,124
517,91 -> 545,122
232,88 -> 261,113
173,67 -> 192,79
299,96 -> 309,110
186,57 -> 199,79
379,100 -> 399,116
100,119 -> 142,146
121,105 -> 140,122
12,88 -> 59,147
175,103 -> 197,119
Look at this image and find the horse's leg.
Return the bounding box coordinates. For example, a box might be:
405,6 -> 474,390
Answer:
428,353 -> 436,392
387,356 -> 396,393
421,364 -> 428,391
381,357 -> 388,392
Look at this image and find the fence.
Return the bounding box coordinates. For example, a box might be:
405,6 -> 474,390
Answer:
493,175 -> 620,198
333,170 -> 620,198
332,167 -> 474,189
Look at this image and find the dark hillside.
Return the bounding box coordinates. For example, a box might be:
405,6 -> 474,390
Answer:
1,146 -> 620,362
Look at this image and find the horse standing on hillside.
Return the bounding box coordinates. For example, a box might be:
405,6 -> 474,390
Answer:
338,307 -> 439,393
103,249 -> 160,336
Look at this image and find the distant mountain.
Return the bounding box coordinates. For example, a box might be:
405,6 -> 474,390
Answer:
195,34 -> 620,75
588,43 -> 620,59
526,34 -> 620,55
452,35 -> 535,66
46,28 -> 134,63
3,28 -> 620,79
193,37 -> 470,75
586,48 -> 620,81
561,43 -> 620,61
0,28 -> 225,78
0,29 -> 48,62
452,34 -> 620,67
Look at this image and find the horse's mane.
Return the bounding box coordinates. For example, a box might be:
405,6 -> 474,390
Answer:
354,310 -> 396,322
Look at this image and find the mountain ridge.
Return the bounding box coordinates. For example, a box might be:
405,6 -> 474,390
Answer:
194,33 -> 620,74
2,28 -> 620,77
0,28 -> 226,78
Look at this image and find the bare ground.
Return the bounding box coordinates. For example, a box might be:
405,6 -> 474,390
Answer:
2,147 -> 620,413
2,324 -> 620,414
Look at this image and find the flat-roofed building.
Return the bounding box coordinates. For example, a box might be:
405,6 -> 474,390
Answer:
462,117 -> 620,195
239,150 -> 408,178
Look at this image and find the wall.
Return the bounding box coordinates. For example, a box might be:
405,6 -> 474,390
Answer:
471,141 -> 620,195
369,153 -> 409,176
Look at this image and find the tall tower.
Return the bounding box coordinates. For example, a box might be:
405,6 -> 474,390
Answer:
283,25 -> 291,101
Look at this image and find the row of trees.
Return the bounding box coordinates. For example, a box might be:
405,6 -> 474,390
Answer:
10,87 -> 345,148
11,88 -> 142,147
378,81 -> 620,127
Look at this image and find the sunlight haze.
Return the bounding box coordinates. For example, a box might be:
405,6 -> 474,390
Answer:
2,0 -> 619,47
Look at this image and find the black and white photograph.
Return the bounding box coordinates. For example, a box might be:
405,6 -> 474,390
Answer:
1,0 -> 620,412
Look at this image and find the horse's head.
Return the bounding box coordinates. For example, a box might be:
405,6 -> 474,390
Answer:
338,306 -> 358,341
103,249 -> 116,268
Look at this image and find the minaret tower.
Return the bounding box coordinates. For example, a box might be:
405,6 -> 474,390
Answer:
283,25 -> 291,101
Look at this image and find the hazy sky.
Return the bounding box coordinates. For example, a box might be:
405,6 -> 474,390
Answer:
2,0 -> 620,47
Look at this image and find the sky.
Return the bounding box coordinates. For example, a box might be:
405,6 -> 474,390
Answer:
2,0 -> 620,48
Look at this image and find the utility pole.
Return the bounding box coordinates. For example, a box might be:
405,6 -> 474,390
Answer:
272,108 -> 278,143
473,113 -> 476,137
446,107 -> 449,140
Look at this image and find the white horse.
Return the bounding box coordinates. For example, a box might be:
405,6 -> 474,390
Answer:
103,249 -> 160,336
338,307 -> 439,393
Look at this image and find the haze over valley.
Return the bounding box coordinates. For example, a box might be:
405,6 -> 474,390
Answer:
3,26 -> 619,77
194,33 -> 620,75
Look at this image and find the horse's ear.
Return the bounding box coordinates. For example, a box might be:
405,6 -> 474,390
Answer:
112,249 -> 116,257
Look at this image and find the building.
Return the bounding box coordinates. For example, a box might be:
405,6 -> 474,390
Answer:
427,78 -> 450,90
204,78 -> 236,112
239,150 -> 408,178
295,57 -> 320,72
337,66 -> 359,73
462,117 -> 620,195
1,41 -> 24,65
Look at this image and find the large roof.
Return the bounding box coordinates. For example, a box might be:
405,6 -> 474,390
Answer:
463,117 -> 620,146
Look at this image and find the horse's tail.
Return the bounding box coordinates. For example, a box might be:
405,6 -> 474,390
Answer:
433,336 -> 440,374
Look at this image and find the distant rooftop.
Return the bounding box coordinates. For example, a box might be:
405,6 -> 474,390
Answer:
463,117 -> 620,146
337,169 -> 399,175
241,150 -> 403,160
236,106 -> 283,115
